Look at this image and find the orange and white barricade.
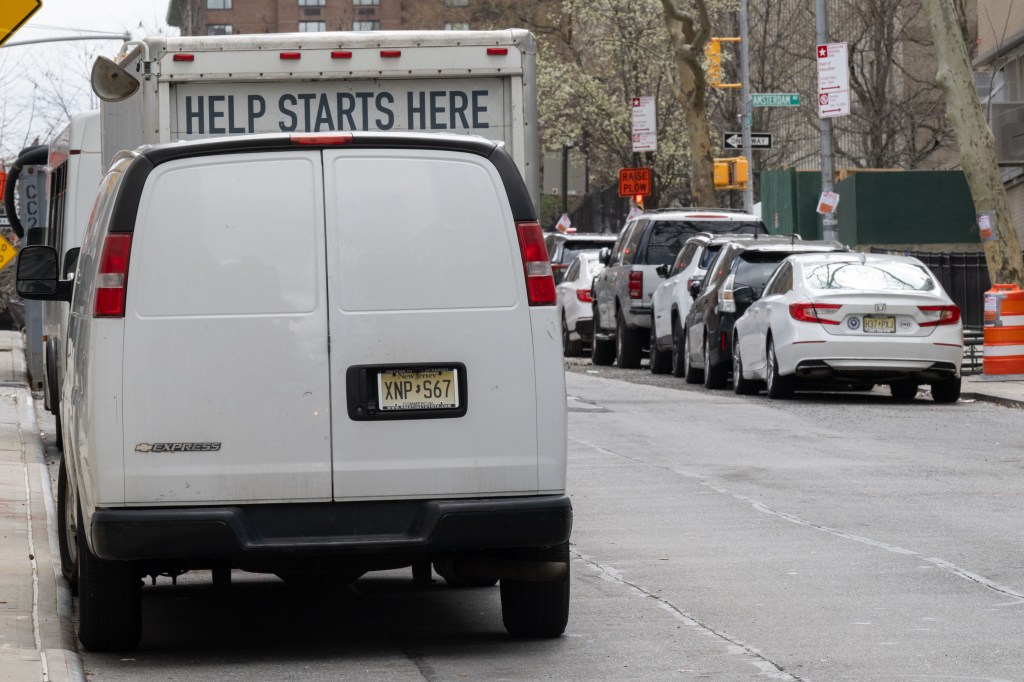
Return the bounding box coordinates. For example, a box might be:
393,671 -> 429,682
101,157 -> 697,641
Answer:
983,284 -> 1024,375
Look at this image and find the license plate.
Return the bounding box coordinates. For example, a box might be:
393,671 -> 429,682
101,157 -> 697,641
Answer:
863,315 -> 895,333
377,368 -> 459,411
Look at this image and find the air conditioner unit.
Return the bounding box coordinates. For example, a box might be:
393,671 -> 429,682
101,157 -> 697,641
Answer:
991,102 -> 1024,165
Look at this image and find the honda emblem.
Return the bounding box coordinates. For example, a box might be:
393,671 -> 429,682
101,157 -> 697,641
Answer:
875,303 -> 886,312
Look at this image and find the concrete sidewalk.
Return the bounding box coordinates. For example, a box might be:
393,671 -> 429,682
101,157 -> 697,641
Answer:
0,331 -> 82,682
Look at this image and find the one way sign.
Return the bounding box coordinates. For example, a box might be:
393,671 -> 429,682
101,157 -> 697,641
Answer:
722,132 -> 773,150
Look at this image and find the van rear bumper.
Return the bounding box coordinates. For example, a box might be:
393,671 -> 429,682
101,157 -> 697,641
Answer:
89,495 -> 573,561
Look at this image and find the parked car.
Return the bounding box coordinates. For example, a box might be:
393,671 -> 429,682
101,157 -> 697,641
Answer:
732,252 -> 963,402
591,208 -> 767,369
17,131 -> 571,650
649,233 -> 767,374
682,237 -> 847,388
555,251 -> 604,356
544,232 -> 617,284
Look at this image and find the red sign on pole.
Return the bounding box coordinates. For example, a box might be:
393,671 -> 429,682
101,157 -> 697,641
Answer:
618,167 -> 652,197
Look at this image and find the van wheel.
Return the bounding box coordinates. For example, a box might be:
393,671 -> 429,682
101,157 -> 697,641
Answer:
765,338 -> 794,399
931,377 -> 961,403
649,326 -> 671,374
77,505 -> 141,651
682,328 -> 703,384
562,316 -> 583,358
732,339 -> 759,395
703,332 -> 727,389
590,308 -> 615,366
615,311 -> 643,369
500,542 -> 570,638
433,558 -> 499,587
57,457 -> 78,594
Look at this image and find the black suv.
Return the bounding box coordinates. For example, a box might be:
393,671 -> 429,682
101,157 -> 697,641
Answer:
544,232 -> 617,284
681,238 -> 846,388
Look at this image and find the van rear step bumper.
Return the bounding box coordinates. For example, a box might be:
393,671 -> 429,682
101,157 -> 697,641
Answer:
90,495 -> 572,561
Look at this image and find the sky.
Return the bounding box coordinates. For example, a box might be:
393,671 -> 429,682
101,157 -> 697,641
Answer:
0,0 -> 176,160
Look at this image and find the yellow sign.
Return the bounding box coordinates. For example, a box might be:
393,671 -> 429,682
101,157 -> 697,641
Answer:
0,232 -> 17,271
0,0 -> 42,48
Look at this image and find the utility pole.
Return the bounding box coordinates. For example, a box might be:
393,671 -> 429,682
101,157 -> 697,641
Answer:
816,0 -> 838,242
739,0 -> 753,213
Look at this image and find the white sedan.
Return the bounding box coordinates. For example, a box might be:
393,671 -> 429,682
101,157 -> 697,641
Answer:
555,252 -> 605,357
732,252 -> 963,402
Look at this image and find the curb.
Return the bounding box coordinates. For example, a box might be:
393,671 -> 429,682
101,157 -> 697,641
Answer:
16,386 -> 86,682
961,391 -> 1024,410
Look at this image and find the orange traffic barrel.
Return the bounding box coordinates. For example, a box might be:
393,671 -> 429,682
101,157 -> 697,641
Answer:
983,284 -> 1024,375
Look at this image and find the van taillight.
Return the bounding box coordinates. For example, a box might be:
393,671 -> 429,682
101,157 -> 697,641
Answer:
628,271 -> 643,299
515,221 -> 556,306
94,234 -> 132,318
291,133 -> 353,146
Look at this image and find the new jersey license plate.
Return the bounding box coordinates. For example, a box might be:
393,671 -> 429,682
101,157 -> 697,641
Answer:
863,315 -> 896,333
377,368 -> 460,411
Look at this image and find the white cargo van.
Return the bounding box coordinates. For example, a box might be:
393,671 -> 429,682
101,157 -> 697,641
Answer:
18,131 -> 570,651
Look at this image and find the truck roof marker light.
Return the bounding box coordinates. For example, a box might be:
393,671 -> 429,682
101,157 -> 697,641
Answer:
331,50 -> 353,59
291,133 -> 354,146
173,54 -> 195,62
280,52 -> 301,60
380,50 -> 401,58
94,233 -> 133,318
487,47 -> 508,56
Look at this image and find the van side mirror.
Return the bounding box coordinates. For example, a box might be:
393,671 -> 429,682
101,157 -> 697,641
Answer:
733,285 -> 756,306
16,246 -> 73,302
598,247 -> 611,266
656,263 -> 670,278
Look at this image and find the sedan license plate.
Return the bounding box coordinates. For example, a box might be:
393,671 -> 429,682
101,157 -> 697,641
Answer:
377,368 -> 459,411
863,315 -> 896,334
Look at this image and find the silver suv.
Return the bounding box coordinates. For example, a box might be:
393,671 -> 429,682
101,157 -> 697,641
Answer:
591,208 -> 767,368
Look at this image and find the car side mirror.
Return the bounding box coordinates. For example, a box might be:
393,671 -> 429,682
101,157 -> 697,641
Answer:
16,246 -> 73,302
656,264 -> 670,278
688,279 -> 703,299
733,285 -> 756,306
598,247 -> 611,266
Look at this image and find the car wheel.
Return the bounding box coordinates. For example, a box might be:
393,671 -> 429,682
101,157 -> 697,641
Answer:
649,325 -> 671,374
562,316 -> 583,358
55,406 -> 64,452
57,457 -> 78,594
77,503 -> 142,652
683,326 -> 703,384
889,380 -> 918,402
615,310 -> 643,369
931,377 -> 961,403
765,337 -> 794,399
590,307 -> 615,366
670,317 -> 687,378
500,542 -> 570,638
703,332 -> 727,389
433,557 -> 499,587
732,338 -> 759,395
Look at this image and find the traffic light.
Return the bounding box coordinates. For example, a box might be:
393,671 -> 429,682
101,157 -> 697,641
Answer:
634,194 -> 644,209
704,38 -> 741,89
713,157 -> 749,190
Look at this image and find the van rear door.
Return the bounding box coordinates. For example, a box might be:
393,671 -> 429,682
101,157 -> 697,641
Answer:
121,151 -> 332,504
322,148 -> 541,500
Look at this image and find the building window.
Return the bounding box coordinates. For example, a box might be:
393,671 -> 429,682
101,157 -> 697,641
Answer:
353,20 -> 380,30
298,0 -> 326,6
353,0 -> 380,5
299,21 -> 326,31
207,24 -> 234,35
444,22 -> 470,30
444,0 -> 470,6
208,0 -> 231,8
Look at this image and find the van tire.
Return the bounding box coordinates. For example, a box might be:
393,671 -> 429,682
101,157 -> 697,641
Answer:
57,457 -> 78,594
77,505 -> 141,652
615,311 -> 643,369
500,542 -> 570,638
590,308 -> 615,366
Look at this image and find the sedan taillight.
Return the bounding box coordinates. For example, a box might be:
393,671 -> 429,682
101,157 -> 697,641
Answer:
918,305 -> 960,326
789,302 -> 841,325
576,288 -> 593,303
628,271 -> 643,299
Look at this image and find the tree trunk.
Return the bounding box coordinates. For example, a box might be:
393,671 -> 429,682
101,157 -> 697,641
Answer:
924,0 -> 1024,285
